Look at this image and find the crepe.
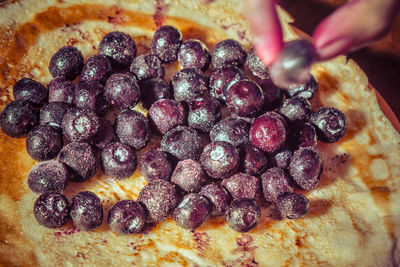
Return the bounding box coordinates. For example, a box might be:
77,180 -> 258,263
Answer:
1,0 -> 400,266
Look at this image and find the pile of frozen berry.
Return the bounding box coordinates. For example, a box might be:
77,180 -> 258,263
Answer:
0,25 -> 347,233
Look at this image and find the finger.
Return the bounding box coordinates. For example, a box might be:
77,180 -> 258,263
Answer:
245,0 -> 283,65
313,0 -> 400,60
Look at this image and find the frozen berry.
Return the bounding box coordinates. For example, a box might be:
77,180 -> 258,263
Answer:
289,122 -> 317,149
310,107 -> 347,143
210,117 -> 250,147
138,179 -> 178,223
171,159 -> 206,193
257,79 -> 283,111
149,99 -> 186,135
209,66 -> 245,101
98,31 -> 137,68
33,192 -> 70,228
39,102 -> 69,129
73,81 -> 108,116
161,126 -> 203,161
285,76 -> 318,100
200,141 -> 239,179
62,107 -> 100,142
178,39 -> 211,71
250,112 -> 287,153
49,46 -> 84,80
130,54 -> 165,81
269,146 -> 293,169
0,100 -> 38,137
188,96 -> 221,132
104,73 -> 141,110
58,142 -> 98,182
225,199 -> 260,233
211,39 -> 246,68
80,54 -> 112,84
91,118 -> 117,150
199,184 -> 230,216
70,191 -> 103,231
151,25 -> 182,63
101,142 -> 137,179
13,78 -> 47,106
107,200 -> 146,234
170,68 -> 208,103
241,145 -> 268,176
48,77 -> 75,104
140,77 -> 171,109
261,167 -> 293,203
225,80 -> 264,117
289,147 -> 322,190
245,47 -> 269,79
114,109 -> 150,150
27,161 -> 69,194
222,172 -> 259,199
278,97 -> 311,122
173,193 -> 210,230
26,125 -> 63,161
139,149 -> 172,181
276,192 -> 309,219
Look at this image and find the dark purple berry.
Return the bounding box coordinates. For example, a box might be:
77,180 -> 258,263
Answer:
49,46 -> 84,80
310,107 -> 347,143
278,97 -> 312,122
48,77 -> 75,104
173,193 -> 210,230
199,184 -> 230,216
285,76 -> 318,100
211,39 -> 246,68
289,122 -> 317,149
269,146 -> 293,169
0,100 -> 38,137
276,192 -> 310,219
62,107 -> 100,142
114,109 -> 150,150
107,200 -> 146,234
101,142 -> 137,179
250,112 -> 287,153
58,142 -> 98,182
13,78 -> 47,106
209,66 -> 245,101
138,179 -> 178,223
139,149 -> 172,181
98,31 -> 137,68
39,102 -> 69,129
170,68 -> 208,103
129,54 -> 164,81
178,39 -> 211,71
70,191 -> 103,231
80,54 -> 112,84
33,192 -> 70,228
151,25 -> 182,63
241,145 -> 268,176
171,159 -> 206,193
289,147 -> 323,190
257,79 -> 283,111
188,96 -> 221,132
148,99 -> 186,135
104,73 -> 141,110
225,199 -> 260,232
140,77 -> 171,109
210,117 -> 250,147
27,161 -> 69,194
245,47 -> 269,79
26,125 -> 63,161
261,167 -> 293,203
200,141 -> 239,179
225,80 -> 264,117
73,81 -> 108,116
91,118 -> 117,150
222,173 -> 259,200
161,126 -> 203,161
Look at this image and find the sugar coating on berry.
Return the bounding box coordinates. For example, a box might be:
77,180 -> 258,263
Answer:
245,47 -> 269,79
80,54 -> 112,84
33,192 -> 70,228
49,46 -> 84,80
310,107 -> 347,143
171,68 -> 208,103
289,147 -> 323,190
199,184 -> 231,216
139,149 -> 172,181
188,96 -> 221,132
211,39 -> 246,68
27,161 -> 69,194
171,159 -> 207,193
140,77 -> 171,109
70,191 -> 103,231
98,31 -> 137,68
91,118 -> 117,150
225,198 -> 260,233
178,39 -> 211,71
173,193 -> 210,230
225,80 -> 264,117
48,77 -> 75,104
13,78 -> 47,106
115,109 -> 150,150
0,100 -> 38,137
222,172 -> 259,200
210,117 -> 250,147
26,124 -> 63,161
276,192 -> 310,219
104,73 -> 141,110
107,200 -> 146,234
261,167 -> 293,203
161,126 -> 203,161
73,81 -> 108,116
149,99 -> 186,135
62,107 -> 100,142
130,54 -> 165,81
269,146 -> 293,169
285,76 -> 318,100
278,96 -> 312,122
39,102 -> 69,129
151,25 -> 183,63
241,145 -> 268,176
209,66 -> 245,101
101,142 -> 137,179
